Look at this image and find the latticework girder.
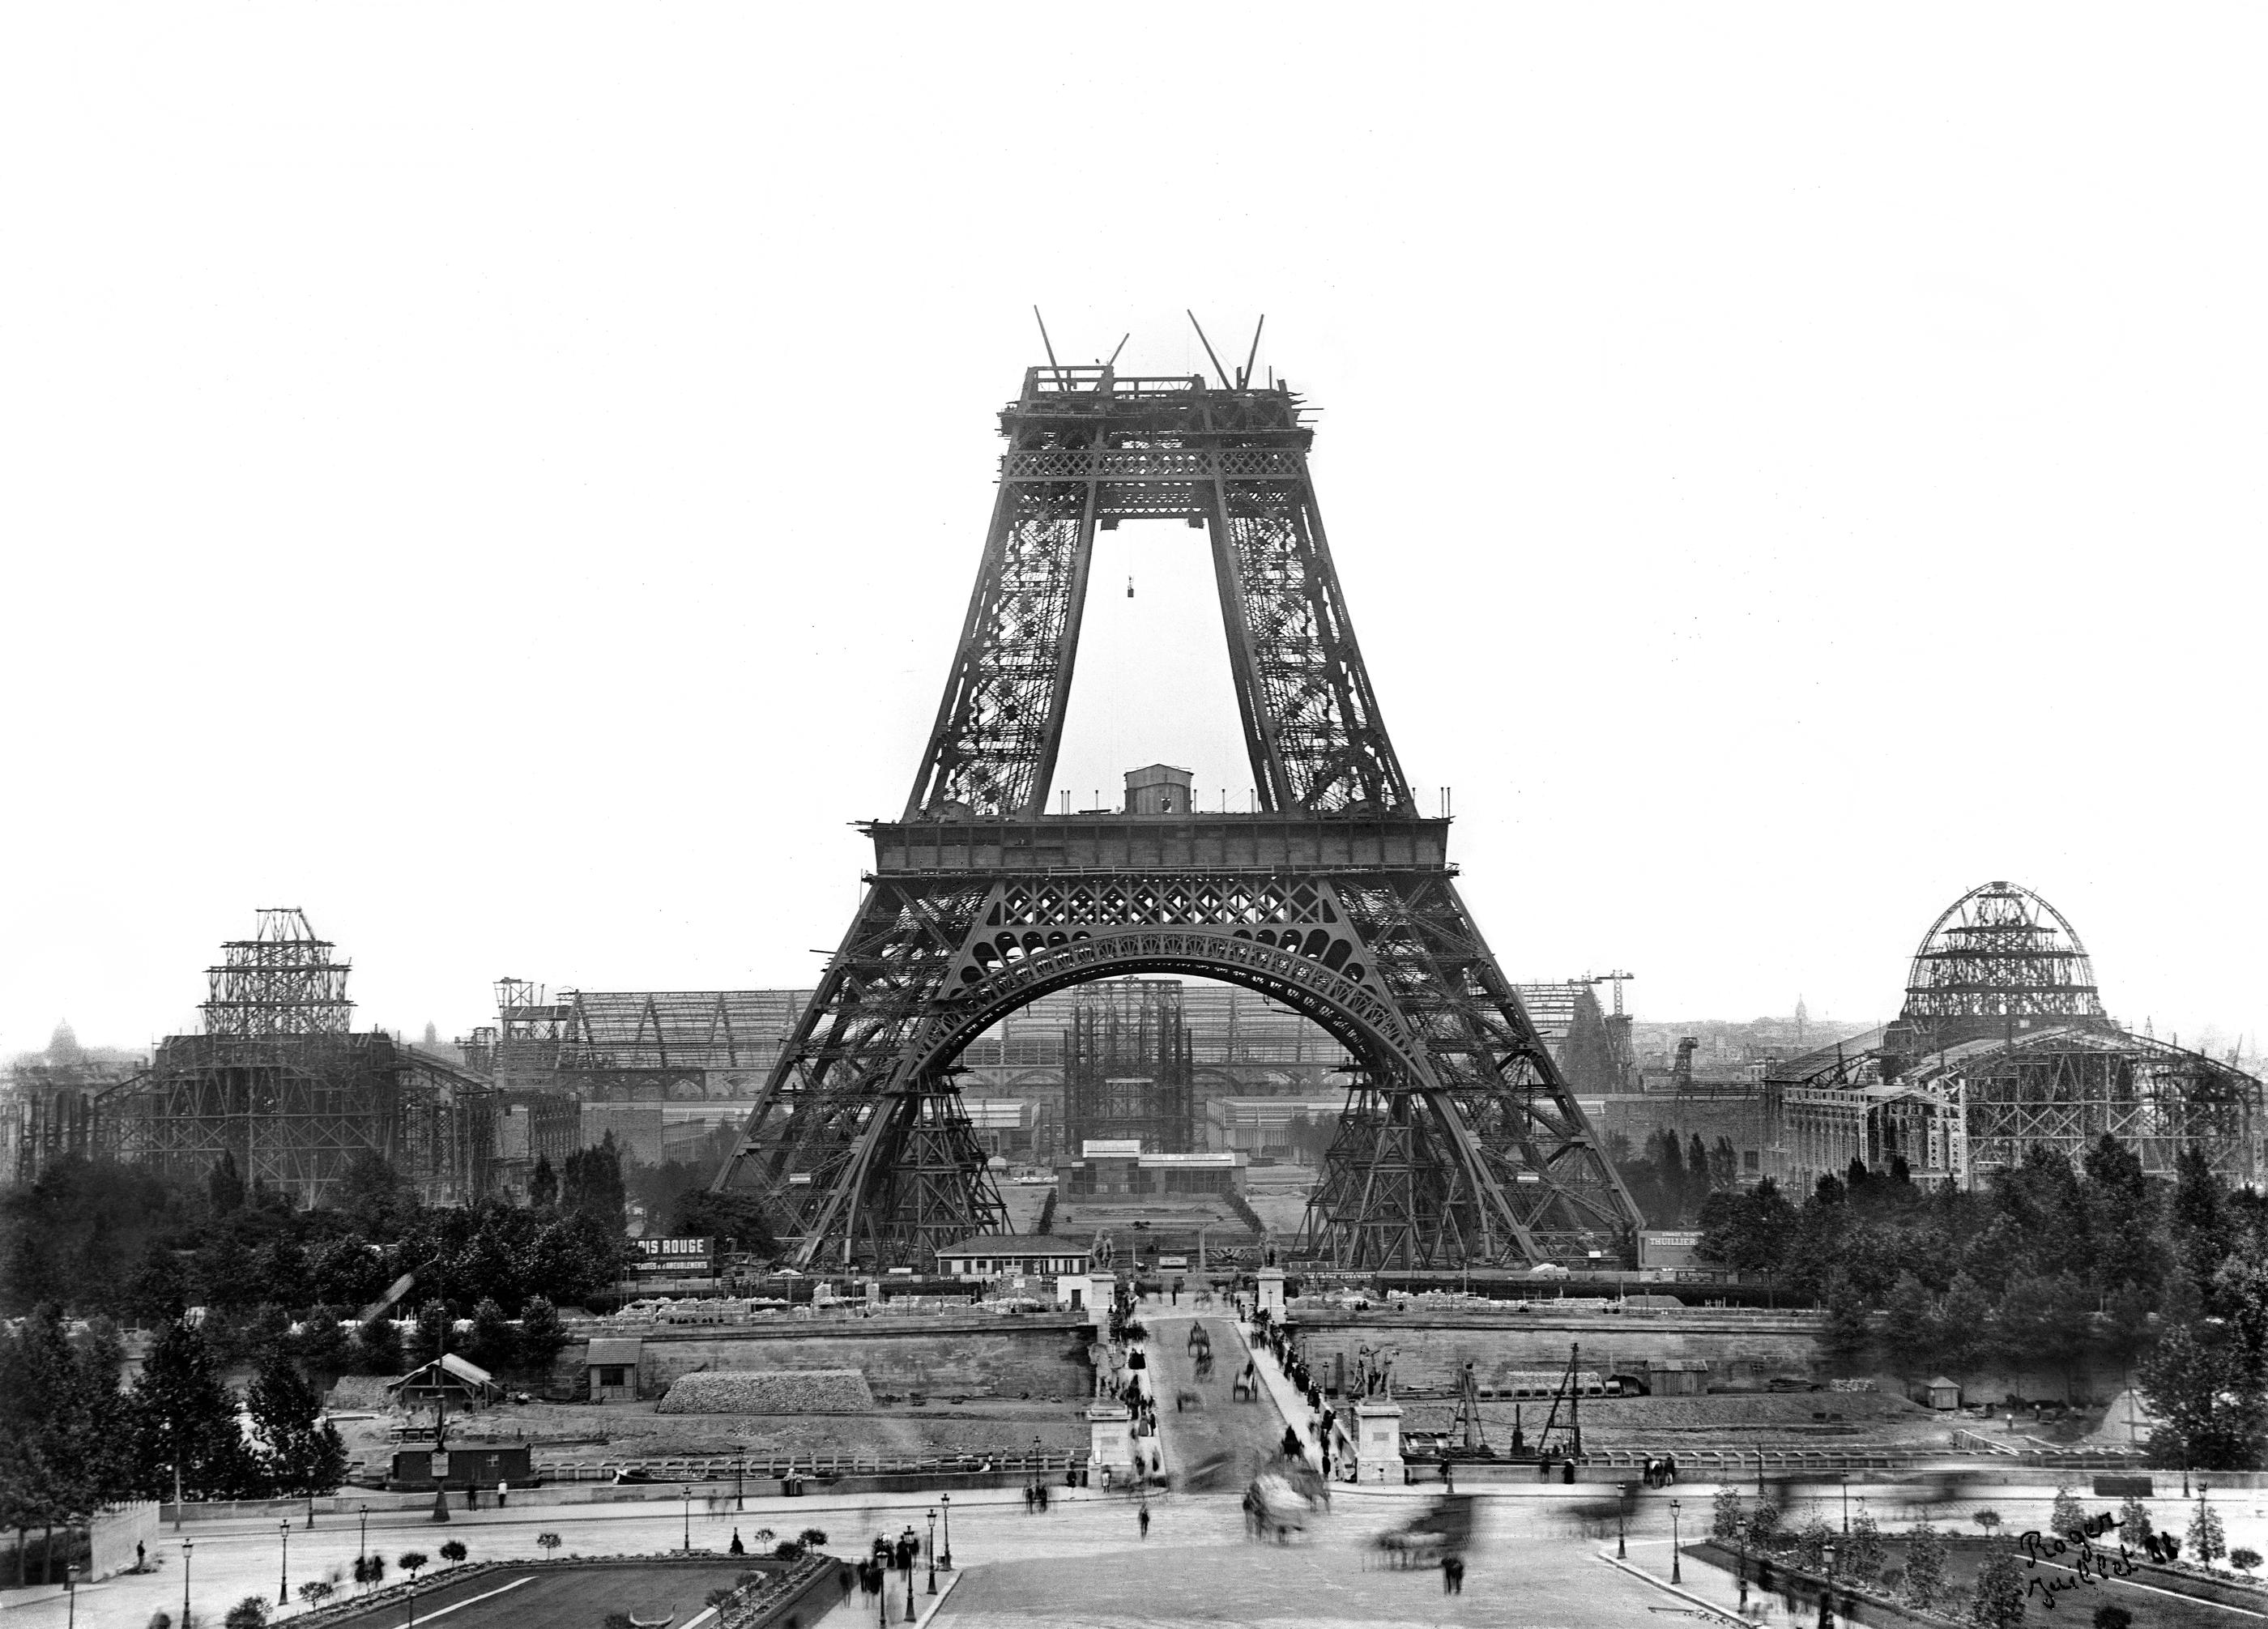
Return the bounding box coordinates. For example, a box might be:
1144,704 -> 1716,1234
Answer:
715,360 -> 1642,1270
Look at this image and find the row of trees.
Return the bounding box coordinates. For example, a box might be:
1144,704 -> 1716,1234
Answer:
1697,1136 -> 2268,1469
1,1143 -> 646,1322
1,1309 -> 348,1574
1611,1129 -> 1740,1226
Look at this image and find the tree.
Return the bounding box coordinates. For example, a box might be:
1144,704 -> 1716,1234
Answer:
669,1190 -> 776,1256
799,1527 -> 829,1547
407,1300 -> 451,1368
1794,1514 -> 1833,1573
1973,1509 -> 2003,1538
1818,1275 -> 1874,1375
296,1581 -> 335,1606
2230,1547 -> 2262,1578
527,1156 -> 558,1210
336,1153 -> 411,1239
245,1348 -> 347,1496
438,1539 -> 467,1566
562,1137 -> 628,1235
518,1298 -> 567,1371
223,1597 -> 268,1629
2186,1499 -> 2228,1570
2050,1487 -> 2087,1540
1904,1520 -> 1947,1610
1969,1546 -> 2027,1629
1936,1273 -> 1994,1382
2117,1495 -> 2154,1550
1882,1273 -> 1937,1381
1696,1178 -> 1798,1274
1742,1501 -> 1782,1554
465,1299 -> 517,1373
1712,1486 -> 1745,1542
536,1532 -> 561,1557
2139,1316 -> 2266,1470
207,1154 -> 245,1217
129,1319 -> 260,1499
399,1551 -> 428,1580
351,1314 -> 403,1376
1847,1508 -> 1886,1584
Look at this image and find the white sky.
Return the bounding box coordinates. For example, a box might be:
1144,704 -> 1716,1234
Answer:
4,8 -> 2264,1059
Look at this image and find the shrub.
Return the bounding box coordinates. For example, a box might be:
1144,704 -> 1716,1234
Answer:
2187,1500 -> 2228,1569
799,1528 -> 829,1549
774,1541 -> 802,1560
223,1597 -> 270,1629
1968,1545 -> 2026,1629
399,1550 -> 428,1578
2231,1546 -> 2262,1576
1712,1487 -> 1745,1542
1973,1509 -> 2003,1537
2091,1606 -> 2133,1629
296,1581 -> 335,1606
1905,1520 -> 1947,1611
2051,1487 -> 2087,1539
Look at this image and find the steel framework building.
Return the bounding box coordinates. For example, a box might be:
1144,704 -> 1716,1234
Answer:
714,357 -> 1642,1271
83,910 -> 498,1206
1063,978 -> 1196,1153
1764,881 -> 2262,1190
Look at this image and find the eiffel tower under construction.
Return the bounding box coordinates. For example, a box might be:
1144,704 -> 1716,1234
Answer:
715,344 -> 1644,1271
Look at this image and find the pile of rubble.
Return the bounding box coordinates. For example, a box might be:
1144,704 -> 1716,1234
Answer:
655,1368 -> 876,1415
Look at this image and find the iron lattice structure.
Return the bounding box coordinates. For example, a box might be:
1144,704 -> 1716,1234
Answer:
1064,979 -> 1196,1153
87,910 -> 496,1206
1890,880 -> 2108,1051
1765,880 -> 2263,1191
201,907 -> 356,1036
715,361 -> 1642,1270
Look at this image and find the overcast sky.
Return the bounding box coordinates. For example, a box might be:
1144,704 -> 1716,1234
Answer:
5,9 -> 2264,1060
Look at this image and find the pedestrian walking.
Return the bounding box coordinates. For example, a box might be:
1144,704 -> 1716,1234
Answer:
730,1529 -> 745,1555
1138,1501 -> 1151,1540
1444,1554 -> 1465,1594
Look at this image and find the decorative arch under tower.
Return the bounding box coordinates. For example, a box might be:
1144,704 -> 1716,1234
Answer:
713,360 -> 1643,1271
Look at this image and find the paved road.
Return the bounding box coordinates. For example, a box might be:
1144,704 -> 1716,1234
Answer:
19,1465 -> 2268,1629
1144,1313 -> 1288,1490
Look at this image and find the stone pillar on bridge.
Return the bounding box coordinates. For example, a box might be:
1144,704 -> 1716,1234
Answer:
1350,1397 -> 1405,1485
1087,1401 -> 1133,1486
1256,1266 -> 1285,1319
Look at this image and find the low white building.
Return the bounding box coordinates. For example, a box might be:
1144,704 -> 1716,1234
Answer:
934,1232 -> 1095,1285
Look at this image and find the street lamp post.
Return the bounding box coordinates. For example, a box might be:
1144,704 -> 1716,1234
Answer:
1617,1483 -> 1629,1559
280,1518 -> 292,1606
927,1508 -> 937,1594
1819,1542 -> 1837,1629
359,1503 -> 371,1564
65,1563 -> 79,1629
940,1494 -> 953,1571
1671,1499 -> 1682,1584
181,1537 -> 194,1629
1840,1472 -> 1849,1533
682,1485 -> 693,1552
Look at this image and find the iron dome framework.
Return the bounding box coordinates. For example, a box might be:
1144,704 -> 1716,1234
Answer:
1766,880 -> 2262,1191
715,357 -> 1643,1271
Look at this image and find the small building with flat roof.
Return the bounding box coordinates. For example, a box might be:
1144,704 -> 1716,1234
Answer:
934,1233 -> 1097,1284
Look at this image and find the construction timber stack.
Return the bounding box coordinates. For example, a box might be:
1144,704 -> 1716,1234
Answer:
714,358 -> 1643,1273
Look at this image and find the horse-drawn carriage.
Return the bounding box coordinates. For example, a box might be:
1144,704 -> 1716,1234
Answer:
1243,1465 -> 1331,1542
1372,1493 -> 1476,1569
